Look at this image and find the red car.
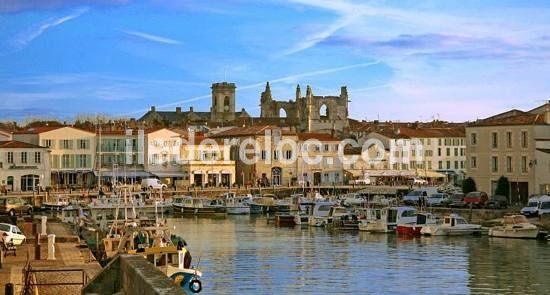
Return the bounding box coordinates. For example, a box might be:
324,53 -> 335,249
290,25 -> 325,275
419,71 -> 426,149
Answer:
463,191 -> 488,208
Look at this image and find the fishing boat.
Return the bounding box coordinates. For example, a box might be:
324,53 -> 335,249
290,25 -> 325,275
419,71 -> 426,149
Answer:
275,214 -> 301,227
41,194 -> 70,211
172,197 -> 226,216
358,206 -> 417,233
87,190 -> 171,221
307,201 -> 335,227
224,192 -> 250,215
325,206 -> 359,230
488,215 -> 539,239
420,213 -> 481,236
247,195 -> 278,214
101,223 -> 203,294
396,212 -> 438,236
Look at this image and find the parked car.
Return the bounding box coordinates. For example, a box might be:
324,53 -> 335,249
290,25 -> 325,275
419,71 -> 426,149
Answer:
0,222 -> 26,245
141,178 -> 167,190
520,196 -> 541,217
442,193 -> 465,208
537,195 -> 550,216
0,197 -> 33,216
403,188 -> 438,205
485,195 -> 508,209
412,178 -> 428,185
426,193 -> 448,207
463,191 -> 488,208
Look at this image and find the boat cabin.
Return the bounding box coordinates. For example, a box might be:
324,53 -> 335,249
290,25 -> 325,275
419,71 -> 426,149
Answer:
444,214 -> 468,226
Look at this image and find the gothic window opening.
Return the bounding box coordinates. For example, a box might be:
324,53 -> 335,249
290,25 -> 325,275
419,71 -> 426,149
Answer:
320,104 -> 329,119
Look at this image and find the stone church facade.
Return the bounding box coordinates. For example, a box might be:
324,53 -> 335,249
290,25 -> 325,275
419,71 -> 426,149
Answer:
260,82 -> 350,135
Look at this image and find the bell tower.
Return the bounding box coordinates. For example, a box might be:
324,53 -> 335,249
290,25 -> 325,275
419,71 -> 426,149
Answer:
210,82 -> 236,123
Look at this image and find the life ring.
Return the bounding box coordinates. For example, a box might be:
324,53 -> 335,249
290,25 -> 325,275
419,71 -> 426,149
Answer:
189,278 -> 202,293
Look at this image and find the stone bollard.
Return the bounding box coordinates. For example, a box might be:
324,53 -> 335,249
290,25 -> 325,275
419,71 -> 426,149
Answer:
41,216 -> 47,236
35,233 -> 41,260
47,234 -> 55,260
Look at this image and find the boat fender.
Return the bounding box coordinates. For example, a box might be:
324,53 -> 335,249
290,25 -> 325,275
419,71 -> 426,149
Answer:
189,278 -> 202,293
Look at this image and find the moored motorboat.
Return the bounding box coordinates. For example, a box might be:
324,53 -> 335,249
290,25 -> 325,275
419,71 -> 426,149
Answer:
325,206 -> 359,230
307,201 -> 335,227
420,213 -> 481,236
396,212 -> 438,236
359,206 -> 417,233
42,194 -> 70,211
488,215 -> 539,239
224,192 -> 250,215
172,197 -> 226,216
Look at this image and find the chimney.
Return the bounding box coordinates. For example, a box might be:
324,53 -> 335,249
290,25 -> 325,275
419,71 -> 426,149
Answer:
151,106 -> 156,112
545,103 -> 550,124
176,107 -> 181,113
189,106 -> 194,112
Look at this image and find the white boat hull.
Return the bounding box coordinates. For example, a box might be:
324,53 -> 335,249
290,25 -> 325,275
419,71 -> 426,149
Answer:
308,217 -> 326,227
421,225 -> 481,236
489,226 -> 539,239
226,206 -> 250,215
358,220 -> 395,233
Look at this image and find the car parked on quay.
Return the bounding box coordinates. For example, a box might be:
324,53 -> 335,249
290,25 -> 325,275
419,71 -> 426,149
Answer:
0,197 -> 33,216
463,191 -> 488,208
442,193 -> 465,208
0,222 -> 26,245
520,196 -> 541,217
484,195 -> 508,209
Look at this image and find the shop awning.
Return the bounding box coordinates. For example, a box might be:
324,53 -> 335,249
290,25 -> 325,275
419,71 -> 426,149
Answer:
417,170 -> 446,178
151,172 -> 187,178
94,171 -> 154,178
349,170 -> 415,177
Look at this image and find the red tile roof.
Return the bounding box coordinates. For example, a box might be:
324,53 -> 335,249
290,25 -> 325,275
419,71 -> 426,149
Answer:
470,113 -> 547,127
210,125 -> 295,138
371,129 -> 410,139
14,126 -> 95,134
13,126 -> 64,134
297,132 -> 340,141
398,126 -> 465,138
0,141 -> 45,149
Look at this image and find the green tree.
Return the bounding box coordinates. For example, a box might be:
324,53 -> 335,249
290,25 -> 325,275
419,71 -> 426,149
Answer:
495,176 -> 510,198
462,177 -> 477,194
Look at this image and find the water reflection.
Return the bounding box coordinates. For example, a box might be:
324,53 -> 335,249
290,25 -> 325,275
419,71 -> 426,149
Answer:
167,216 -> 550,294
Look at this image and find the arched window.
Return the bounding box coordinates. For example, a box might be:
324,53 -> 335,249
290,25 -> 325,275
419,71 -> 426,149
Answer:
223,96 -> 230,111
279,108 -> 287,118
320,104 -> 329,118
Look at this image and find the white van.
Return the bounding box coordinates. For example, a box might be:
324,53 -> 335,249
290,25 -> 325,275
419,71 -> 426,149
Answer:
537,195 -> 550,216
141,178 -> 167,190
521,196 -> 541,217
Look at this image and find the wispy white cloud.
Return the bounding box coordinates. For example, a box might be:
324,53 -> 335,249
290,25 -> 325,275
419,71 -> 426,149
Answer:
280,14 -> 358,56
119,29 -> 182,45
4,7 -> 90,54
281,0 -> 547,57
239,60 -> 381,90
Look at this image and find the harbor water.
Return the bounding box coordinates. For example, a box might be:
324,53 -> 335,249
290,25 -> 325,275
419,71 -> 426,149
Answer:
168,215 -> 550,294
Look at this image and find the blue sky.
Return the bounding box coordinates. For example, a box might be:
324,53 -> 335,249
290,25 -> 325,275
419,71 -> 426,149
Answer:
1,0 -> 550,122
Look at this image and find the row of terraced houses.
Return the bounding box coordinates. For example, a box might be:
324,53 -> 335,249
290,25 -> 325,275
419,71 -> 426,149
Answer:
0,83 -> 548,202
